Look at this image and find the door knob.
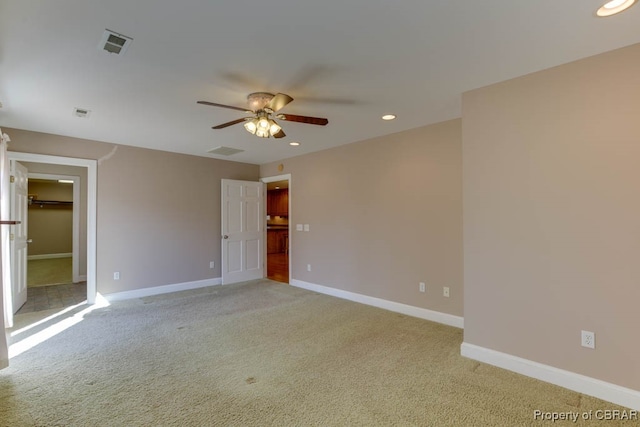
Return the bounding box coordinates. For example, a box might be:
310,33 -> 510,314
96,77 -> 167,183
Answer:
223,235 -> 229,239
26,239 -> 33,244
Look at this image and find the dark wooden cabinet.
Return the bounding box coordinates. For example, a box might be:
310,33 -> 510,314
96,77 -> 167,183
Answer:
267,189 -> 288,216
267,230 -> 278,254
267,229 -> 288,254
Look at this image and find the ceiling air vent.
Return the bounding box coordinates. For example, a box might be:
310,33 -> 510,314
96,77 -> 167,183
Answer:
73,107 -> 91,118
99,29 -> 133,55
208,146 -> 244,156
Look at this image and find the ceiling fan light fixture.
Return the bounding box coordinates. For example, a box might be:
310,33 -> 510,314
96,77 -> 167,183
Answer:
244,120 -> 257,134
596,0 -> 635,16
269,120 -> 282,135
200,91 -> 328,139
255,128 -> 270,138
258,117 -> 270,129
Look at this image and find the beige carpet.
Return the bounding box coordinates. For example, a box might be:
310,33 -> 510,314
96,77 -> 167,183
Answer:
1,279 -> 633,426
27,257 -> 72,287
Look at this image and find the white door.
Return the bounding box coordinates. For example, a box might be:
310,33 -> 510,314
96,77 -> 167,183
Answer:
10,161 -> 28,313
221,179 -> 264,284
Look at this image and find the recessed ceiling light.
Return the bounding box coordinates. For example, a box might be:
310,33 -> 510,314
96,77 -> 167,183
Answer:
596,0 -> 636,16
382,114 -> 396,121
289,142 -> 300,146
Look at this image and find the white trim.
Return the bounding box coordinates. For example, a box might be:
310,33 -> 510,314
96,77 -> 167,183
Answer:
28,252 -> 72,260
260,174 -> 291,183
103,277 -> 222,302
460,342 -> 640,410
290,279 -> 464,329
8,152 -> 97,304
260,174 -> 292,283
28,173 -> 81,282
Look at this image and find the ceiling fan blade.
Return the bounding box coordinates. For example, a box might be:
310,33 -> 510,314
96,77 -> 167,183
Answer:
212,118 -> 248,129
266,93 -> 294,112
277,114 -> 328,126
272,129 -> 286,139
197,101 -> 249,113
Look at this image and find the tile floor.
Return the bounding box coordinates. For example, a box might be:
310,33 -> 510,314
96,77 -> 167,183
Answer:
16,282 -> 87,314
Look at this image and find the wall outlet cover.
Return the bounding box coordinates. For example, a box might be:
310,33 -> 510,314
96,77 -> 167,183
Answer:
581,330 -> 595,349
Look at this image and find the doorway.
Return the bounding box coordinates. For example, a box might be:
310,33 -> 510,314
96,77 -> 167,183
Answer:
261,174 -> 291,283
19,174 -> 86,313
6,152 -> 97,326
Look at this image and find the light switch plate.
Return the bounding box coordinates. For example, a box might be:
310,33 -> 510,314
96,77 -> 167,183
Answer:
296,224 -> 303,231
304,224 -> 310,232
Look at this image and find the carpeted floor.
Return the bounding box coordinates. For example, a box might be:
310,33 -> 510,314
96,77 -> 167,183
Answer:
27,257 -> 72,287
0,279 -> 634,426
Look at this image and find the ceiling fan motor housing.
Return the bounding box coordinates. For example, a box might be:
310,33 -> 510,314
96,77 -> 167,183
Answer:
247,92 -> 274,112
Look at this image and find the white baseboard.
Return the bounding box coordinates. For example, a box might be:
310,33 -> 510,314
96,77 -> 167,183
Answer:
290,279 -> 464,329
28,253 -> 72,260
103,277 -> 222,302
461,342 -> 640,411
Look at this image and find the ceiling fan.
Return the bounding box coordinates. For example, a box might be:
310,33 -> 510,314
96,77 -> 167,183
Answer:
197,92 -> 328,139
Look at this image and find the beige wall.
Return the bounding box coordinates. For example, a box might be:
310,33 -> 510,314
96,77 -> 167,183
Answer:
462,43 -> 640,390
27,180 -> 73,256
262,119 -> 463,316
7,128 -> 260,295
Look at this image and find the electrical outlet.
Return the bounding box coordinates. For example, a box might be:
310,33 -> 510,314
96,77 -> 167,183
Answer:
307,264 -> 311,272
113,271 -> 120,280
581,330 -> 595,349
419,282 -> 426,293
209,261 -> 215,269
443,287 -> 450,297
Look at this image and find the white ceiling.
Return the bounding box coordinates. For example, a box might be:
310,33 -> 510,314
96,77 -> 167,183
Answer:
1,0 -> 639,165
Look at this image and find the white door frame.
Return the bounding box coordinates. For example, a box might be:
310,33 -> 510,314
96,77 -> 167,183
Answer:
260,174 -> 291,282
27,173 -> 82,283
8,152 -> 97,304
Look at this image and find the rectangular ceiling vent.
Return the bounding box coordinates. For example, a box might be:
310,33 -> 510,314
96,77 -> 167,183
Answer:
208,146 -> 244,156
99,29 -> 133,55
73,107 -> 91,118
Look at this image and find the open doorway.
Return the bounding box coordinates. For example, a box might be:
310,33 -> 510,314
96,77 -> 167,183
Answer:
6,152 -> 97,326
19,174 -> 85,313
261,174 -> 291,284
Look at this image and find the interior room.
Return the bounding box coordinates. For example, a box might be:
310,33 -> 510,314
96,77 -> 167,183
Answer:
1,0 -> 639,424
266,180 -> 289,283
19,178 -> 86,313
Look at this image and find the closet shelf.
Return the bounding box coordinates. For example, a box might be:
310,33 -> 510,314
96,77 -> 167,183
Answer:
28,198 -> 73,208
